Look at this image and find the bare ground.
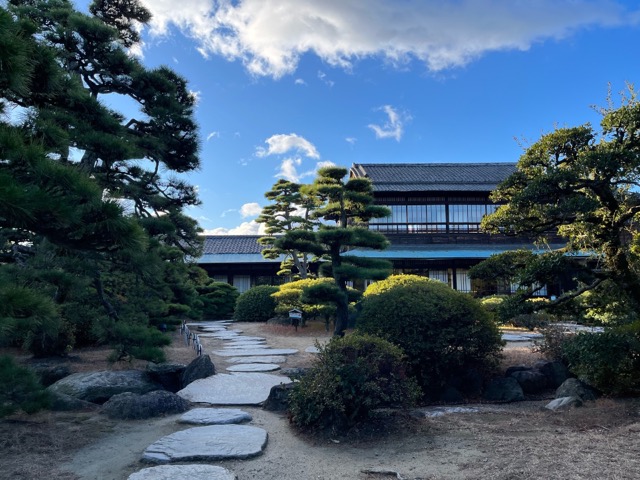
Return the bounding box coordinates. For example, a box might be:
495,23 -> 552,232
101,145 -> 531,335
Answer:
1,322 -> 639,480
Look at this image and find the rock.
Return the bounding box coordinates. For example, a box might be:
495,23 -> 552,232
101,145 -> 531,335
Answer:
47,371 -> 161,404
556,378 -> 597,401
510,369 -> 548,394
212,348 -> 299,357
305,346 -> 321,353
129,464 -> 236,480
263,383 -> 296,411
226,363 -> 280,372
226,356 -> 287,364
178,373 -> 292,405
545,396 -> 583,411
538,361 -> 570,388
181,355 -> 215,388
101,391 -> 190,420
48,391 -> 99,411
146,363 -> 186,393
142,425 -> 268,463
504,365 -> 531,377
483,377 -> 525,402
179,408 -> 252,425
30,364 -> 72,387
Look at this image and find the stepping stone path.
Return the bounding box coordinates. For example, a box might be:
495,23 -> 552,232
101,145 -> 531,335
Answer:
178,372 -> 291,405
130,319 -> 301,479
227,363 -> 280,372
179,407 -> 252,425
142,424 -> 268,463
129,465 -> 236,480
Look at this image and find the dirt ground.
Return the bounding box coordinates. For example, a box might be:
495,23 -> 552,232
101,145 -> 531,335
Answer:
1,322 -> 639,480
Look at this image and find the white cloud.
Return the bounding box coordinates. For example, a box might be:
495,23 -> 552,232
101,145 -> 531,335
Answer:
240,202 -> 262,217
206,131 -> 220,141
345,137 -> 357,145
256,133 -> 320,159
368,105 -> 410,141
317,71 -> 334,87
141,0 -> 632,78
294,78 -> 306,86
220,208 -> 237,217
204,221 -> 266,235
276,157 -> 303,182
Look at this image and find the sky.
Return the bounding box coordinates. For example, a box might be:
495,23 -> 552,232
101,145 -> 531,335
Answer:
79,0 -> 640,235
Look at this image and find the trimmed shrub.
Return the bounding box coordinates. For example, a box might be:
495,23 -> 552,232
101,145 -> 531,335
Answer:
233,285 -> 278,322
288,333 -> 420,431
197,281 -> 239,319
0,355 -> 50,417
357,275 -> 503,397
562,327 -> 640,396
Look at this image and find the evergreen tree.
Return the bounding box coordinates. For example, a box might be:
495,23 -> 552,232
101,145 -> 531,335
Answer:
281,166 -> 392,336
256,179 -> 319,278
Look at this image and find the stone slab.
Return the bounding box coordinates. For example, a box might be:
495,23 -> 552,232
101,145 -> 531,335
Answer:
142,425 -> 267,463
178,408 -> 252,425
178,373 -> 292,405
227,363 -> 280,372
212,348 -> 298,357
129,465 -> 236,480
305,346 -> 321,353
226,356 -> 287,364
223,344 -> 270,350
221,336 -> 266,342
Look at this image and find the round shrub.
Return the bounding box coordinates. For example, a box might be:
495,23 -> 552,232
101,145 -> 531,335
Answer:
562,327 -> 640,396
288,333 -> 420,431
197,281 -> 239,319
233,285 -> 278,322
357,275 -> 503,397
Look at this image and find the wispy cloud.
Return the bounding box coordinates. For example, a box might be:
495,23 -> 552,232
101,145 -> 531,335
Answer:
345,137 -> 357,146
368,105 -> 410,141
295,78 -> 307,86
142,0 -> 633,78
275,158 -> 303,182
317,71 -> 334,87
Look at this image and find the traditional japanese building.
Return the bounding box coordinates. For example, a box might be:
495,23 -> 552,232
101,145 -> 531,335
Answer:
197,162 -> 565,295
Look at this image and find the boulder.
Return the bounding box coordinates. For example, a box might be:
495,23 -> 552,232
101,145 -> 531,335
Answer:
101,391 -> 190,420
510,369 -> 548,394
279,367 -> 309,379
504,365 -> 531,377
556,378 -> 597,402
48,391 -> 99,411
146,363 -> 186,393
483,377 -> 525,402
537,361 -> 570,388
263,383 -> 296,411
30,364 -> 72,387
545,396 -> 583,412
47,370 -> 161,404
181,355 -> 215,388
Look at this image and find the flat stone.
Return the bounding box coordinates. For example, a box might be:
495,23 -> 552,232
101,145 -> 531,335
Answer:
178,373 -> 292,405
227,364 -> 280,372
502,334 -> 530,342
226,356 -> 287,364
223,336 -> 266,342
223,344 -> 270,350
225,340 -> 267,346
305,346 -> 320,353
211,333 -> 242,339
142,425 -> 267,463
212,348 -> 298,357
129,464 -> 236,480
179,408 -> 252,425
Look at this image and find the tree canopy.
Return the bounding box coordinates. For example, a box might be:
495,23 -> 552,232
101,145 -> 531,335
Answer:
475,89 -> 640,323
0,0 -> 209,362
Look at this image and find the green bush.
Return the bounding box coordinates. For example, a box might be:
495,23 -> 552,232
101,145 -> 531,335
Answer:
233,285 -> 278,322
357,275 -> 503,397
288,333 -> 420,431
0,355 -> 50,417
197,281 -> 239,319
562,327 -> 640,396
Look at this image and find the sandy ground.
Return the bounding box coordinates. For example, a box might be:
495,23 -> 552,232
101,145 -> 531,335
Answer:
1,321 -> 639,480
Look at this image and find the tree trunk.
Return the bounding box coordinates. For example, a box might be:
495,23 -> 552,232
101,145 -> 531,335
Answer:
94,270 -> 119,320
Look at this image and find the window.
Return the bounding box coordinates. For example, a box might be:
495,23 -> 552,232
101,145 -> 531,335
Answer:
233,275 -> 251,293
455,269 -> 471,293
429,269 -> 449,286
212,275 -> 228,283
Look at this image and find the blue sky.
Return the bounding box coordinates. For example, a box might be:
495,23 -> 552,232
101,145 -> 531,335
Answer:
81,0 -> 640,234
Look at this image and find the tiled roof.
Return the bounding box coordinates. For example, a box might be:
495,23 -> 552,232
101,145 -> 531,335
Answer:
202,235 -> 267,254
350,163 -> 517,192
